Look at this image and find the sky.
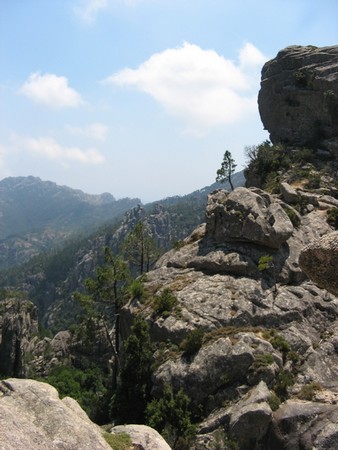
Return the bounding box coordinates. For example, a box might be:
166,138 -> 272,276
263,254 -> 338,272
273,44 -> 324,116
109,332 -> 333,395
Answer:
1,1 -> 337,202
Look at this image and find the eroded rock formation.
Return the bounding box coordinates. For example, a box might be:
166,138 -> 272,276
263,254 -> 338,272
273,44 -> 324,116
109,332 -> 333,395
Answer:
258,45 -> 338,149
299,230 -> 338,295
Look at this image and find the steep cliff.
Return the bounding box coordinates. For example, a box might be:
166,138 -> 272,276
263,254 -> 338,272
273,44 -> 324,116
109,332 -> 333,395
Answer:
258,45 -> 338,149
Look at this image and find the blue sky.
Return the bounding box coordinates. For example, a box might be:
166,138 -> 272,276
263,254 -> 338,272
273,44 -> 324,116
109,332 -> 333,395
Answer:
1,0 -> 337,202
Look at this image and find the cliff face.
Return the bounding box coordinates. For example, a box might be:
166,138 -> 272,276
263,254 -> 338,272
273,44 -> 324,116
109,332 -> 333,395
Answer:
0,298 -> 38,377
258,45 -> 338,149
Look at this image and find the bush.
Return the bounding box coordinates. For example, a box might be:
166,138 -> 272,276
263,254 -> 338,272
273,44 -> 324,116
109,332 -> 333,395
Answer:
327,208 -> 338,229
304,173 -> 321,189
258,255 -> 273,272
245,140 -> 290,189
268,393 -> 281,411
250,353 -> 274,374
274,370 -> 294,400
297,382 -> 322,400
153,289 -> 178,317
128,278 -> 145,300
179,328 -> 204,357
282,205 -> 301,228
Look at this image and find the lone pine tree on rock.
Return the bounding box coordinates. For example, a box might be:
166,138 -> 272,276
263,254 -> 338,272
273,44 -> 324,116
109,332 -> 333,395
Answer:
216,150 -> 237,191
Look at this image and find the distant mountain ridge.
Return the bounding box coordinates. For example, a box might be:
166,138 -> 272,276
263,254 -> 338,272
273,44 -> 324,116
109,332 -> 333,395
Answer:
0,176 -> 141,269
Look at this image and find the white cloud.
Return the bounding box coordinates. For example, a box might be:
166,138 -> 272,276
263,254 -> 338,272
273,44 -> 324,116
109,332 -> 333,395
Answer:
66,123 -> 109,141
104,42 -> 267,134
12,135 -> 105,165
19,73 -> 84,108
239,42 -> 267,71
74,0 -> 108,24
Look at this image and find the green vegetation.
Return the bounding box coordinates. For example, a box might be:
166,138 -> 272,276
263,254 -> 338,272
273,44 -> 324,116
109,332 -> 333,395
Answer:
152,288 -> 178,317
245,140 -> 289,190
297,382 -> 323,400
273,370 -> 294,400
327,207 -> 338,229
268,393 -> 281,411
111,315 -> 153,424
103,432 -> 132,450
179,328 -> 204,357
216,150 -> 237,191
122,221 -> 160,276
42,365 -> 111,424
258,255 -> 273,272
282,205 -> 301,227
146,384 -> 195,450
250,353 -> 274,374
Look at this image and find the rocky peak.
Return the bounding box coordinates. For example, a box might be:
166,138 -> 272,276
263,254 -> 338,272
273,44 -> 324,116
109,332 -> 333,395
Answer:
258,45 -> 338,149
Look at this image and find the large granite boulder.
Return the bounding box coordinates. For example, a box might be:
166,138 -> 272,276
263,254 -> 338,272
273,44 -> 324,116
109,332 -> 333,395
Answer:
205,188 -> 293,249
0,378 -> 112,450
299,231 -> 338,295
258,45 -> 338,147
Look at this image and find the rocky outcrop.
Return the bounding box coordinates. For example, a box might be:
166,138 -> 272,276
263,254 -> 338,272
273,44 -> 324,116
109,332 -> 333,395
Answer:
0,378 -> 112,450
110,424 -> 172,450
0,299 -> 38,377
299,231 -> 338,296
258,45 -> 338,148
120,184 -> 338,449
268,400 -> 338,449
205,187 -> 293,248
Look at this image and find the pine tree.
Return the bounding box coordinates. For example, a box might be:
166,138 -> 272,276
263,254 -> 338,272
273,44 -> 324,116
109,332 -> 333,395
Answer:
216,150 -> 237,191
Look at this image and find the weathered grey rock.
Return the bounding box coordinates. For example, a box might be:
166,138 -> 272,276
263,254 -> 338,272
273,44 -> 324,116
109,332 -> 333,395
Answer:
110,424 -> 172,450
299,231 -> 338,295
280,182 -> 300,204
229,381 -> 272,448
0,299 -> 38,377
0,378 -> 111,450
268,400 -> 338,450
258,45 -> 338,147
152,334 -> 283,413
205,187 -> 293,249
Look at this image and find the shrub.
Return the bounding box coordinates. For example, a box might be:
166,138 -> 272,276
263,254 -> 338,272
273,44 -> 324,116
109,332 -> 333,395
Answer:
304,173 -> 321,189
179,328 -> 204,357
297,382 -> 323,400
258,255 -> 273,272
327,208 -> 338,229
250,353 -> 274,374
282,205 -> 301,228
268,393 -> 281,411
274,370 -> 294,400
153,289 -> 178,317
128,278 -> 145,300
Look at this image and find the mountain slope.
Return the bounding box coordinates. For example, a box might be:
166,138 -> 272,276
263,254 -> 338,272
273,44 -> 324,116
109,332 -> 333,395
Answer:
0,176 -> 140,269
